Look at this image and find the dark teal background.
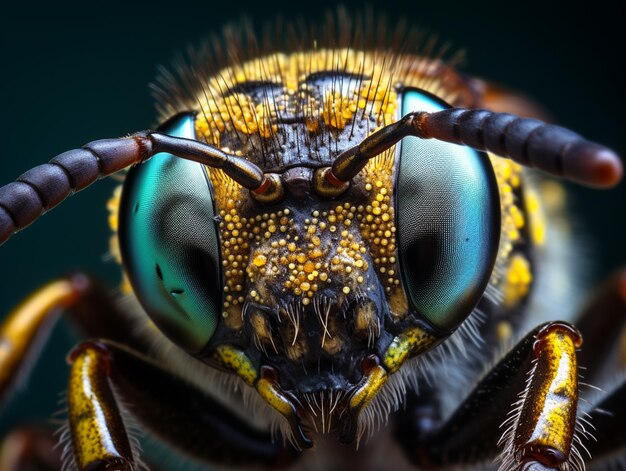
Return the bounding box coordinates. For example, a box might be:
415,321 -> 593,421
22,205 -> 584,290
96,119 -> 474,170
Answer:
0,0 -> 624,458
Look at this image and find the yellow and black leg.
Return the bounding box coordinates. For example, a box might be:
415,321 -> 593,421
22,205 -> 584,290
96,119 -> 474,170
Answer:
66,340 -> 298,470
0,275 -> 90,403
0,275 -> 120,471
396,321 -> 584,470
0,273 -> 151,404
0,277 -> 299,470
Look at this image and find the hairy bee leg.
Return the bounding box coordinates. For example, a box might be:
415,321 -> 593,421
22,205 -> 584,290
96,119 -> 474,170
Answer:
0,275 -> 90,404
0,426 -> 61,471
396,321 -> 582,470
66,340 -> 299,470
575,268 -> 626,381
0,274 -> 148,405
67,342 -> 135,471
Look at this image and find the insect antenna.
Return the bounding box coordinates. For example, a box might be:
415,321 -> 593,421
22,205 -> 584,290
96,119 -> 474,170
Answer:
0,125 -> 277,245
320,107 -> 622,191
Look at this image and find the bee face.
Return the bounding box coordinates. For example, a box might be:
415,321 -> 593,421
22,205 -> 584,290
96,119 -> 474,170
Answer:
0,5 -> 624,468
115,42 -> 503,442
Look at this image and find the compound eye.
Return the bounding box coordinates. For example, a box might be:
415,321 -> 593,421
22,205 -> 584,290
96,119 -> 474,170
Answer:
119,113 -> 221,352
395,89 -> 501,331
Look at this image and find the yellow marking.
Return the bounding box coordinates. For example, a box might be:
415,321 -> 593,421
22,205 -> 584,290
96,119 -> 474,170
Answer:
354,302 -> 377,334
256,378 -> 294,418
285,326 -> 307,361
540,180 -> 567,213
526,181 -> 566,247
382,327 -> 438,373
0,280 -> 81,394
68,345 -> 132,470
250,311 -> 273,348
320,315 -> 343,355
516,324 -> 581,464
496,321 -> 513,343
252,254 -> 267,267
321,335 -> 343,355
349,365 -> 388,411
488,158 -> 528,289
503,254 -> 533,308
322,90 -> 355,129
211,345 -> 257,386
106,185 -> 133,295
195,49 -> 444,147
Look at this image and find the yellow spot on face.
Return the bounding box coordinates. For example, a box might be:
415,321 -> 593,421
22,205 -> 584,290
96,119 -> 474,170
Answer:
349,364 -> 388,411
526,186 -> 553,246
383,327 -> 438,373
253,254 -> 267,267
343,286 -> 351,295
256,378 -> 295,418
503,254 -> 533,308
322,333 -> 343,355
497,321 -> 513,342
212,346 -> 257,386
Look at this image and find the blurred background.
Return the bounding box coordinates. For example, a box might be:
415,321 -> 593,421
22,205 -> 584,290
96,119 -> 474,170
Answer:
0,0 -> 624,460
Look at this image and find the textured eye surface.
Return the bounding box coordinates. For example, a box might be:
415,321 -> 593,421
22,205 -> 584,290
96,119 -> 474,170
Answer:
119,113 -> 221,352
396,89 -> 501,331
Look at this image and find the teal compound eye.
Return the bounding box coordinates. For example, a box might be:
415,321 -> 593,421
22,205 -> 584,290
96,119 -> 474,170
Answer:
395,89 -> 501,332
119,113 -> 221,352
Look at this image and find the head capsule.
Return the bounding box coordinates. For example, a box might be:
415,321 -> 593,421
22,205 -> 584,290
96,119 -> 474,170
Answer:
117,81 -> 500,447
